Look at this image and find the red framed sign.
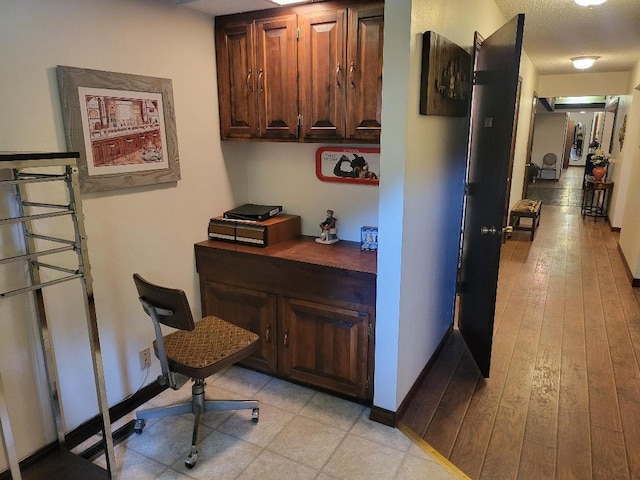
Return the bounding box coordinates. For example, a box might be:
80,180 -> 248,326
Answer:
315,147 -> 380,185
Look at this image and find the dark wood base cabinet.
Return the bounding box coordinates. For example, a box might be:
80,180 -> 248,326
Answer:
195,237 -> 376,402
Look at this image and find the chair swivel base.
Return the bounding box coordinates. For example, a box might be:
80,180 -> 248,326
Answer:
134,378 -> 259,468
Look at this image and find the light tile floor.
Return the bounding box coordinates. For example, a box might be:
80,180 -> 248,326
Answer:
86,366 -> 460,479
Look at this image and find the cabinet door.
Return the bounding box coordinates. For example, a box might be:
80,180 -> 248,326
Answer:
215,21 -> 257,139
280,297 -> 370,400
298,9 -> 346,141
346,4 -> 384,142
201,281 -> 277,373
255,15 -> 299,139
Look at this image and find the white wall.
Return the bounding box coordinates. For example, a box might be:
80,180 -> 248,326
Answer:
509,55 -> 539,210
537,72 -> 630,97
609,94 -> 633,228
374,0 -> 412,412
229,142 -> 380,240
530,113 -> 568,180
374,0 -> 537,411
619,61 -> 640,278
0,0 -> 244,464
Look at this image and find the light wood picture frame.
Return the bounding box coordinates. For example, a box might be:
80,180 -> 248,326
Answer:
57,65 -> 180,193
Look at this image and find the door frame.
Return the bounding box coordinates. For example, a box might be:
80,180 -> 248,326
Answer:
522,92 -> 539,200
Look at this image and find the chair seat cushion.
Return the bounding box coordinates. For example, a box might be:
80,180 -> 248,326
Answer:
158,316 -> 259,378
512,199 -> 541,213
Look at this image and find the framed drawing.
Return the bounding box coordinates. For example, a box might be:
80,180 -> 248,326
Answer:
57,66 -> 180,193
419,31 -> 471,117
315,147 -> 380,185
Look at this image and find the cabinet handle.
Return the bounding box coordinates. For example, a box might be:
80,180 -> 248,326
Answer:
266,324 -> 271,343
283,329 -> 289,348
349,61 -> 355,89
336,63 -> 342,88
247,69 -> 253,93
258,68 -> 264,93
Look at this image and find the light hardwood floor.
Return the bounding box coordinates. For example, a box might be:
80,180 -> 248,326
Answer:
401,200 -> 640,479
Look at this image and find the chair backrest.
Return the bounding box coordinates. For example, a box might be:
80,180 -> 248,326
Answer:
133,273 -> 195,331
542,153 -> 557,166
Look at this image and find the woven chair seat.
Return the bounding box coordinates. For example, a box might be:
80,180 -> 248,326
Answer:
157,316 -> 259,378
513,199 -> 541,213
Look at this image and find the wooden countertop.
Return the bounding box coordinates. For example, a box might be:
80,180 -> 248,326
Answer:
195,236 -> 377,275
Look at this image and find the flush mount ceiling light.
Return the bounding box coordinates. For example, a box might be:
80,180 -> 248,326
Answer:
574,0 -> 607,6
571,56 -> 600,69
269,0 -> 309,5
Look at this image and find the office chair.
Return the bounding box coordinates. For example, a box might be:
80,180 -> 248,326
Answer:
132,273 -> 260,468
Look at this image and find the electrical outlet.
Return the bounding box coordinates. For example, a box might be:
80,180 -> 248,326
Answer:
139,347 -> 151,369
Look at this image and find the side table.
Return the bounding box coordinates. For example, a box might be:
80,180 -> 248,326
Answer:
582,180 -> 614,220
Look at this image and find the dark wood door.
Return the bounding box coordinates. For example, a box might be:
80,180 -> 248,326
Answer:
458,14 -> 525,377
346,4 -> 383,142
255,14 -> 299,139
201,281 -> 278,373
215,21 -> 257,139
280,297 -> 370,399
298,9 -> 347,141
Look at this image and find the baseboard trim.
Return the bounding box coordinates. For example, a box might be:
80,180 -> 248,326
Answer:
617,243 -> 640,288
66,379 -> 166,449
369,406 -> 397,427
0,380 -> 165,480
395,325 -> 454,422
611,226 -> 621,232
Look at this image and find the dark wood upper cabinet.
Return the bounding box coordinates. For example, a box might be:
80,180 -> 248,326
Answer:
215,1 -> 383,143
255,15 -> 299,140
346,4 -> 384,141
215,20 -> 257,139
298,9 -> 347,141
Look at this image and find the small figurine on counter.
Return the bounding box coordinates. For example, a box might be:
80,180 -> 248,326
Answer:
316,209 -> 339,244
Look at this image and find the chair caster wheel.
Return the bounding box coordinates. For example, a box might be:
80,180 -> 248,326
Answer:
134,419 -> 146,434
185,447 -> 198,468
252,407 -> 259,423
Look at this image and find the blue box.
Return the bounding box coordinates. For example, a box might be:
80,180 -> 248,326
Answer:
360,226 -> 378,251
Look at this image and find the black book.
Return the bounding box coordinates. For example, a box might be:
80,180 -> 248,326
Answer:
223,204 -> 282,221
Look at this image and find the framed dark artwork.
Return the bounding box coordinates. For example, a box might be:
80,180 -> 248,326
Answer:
315,147 -> 380,185
57,66 -> 180,193
419,31 -> 471,117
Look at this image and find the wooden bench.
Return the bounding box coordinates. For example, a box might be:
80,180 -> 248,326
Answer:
509,199 -> 542,241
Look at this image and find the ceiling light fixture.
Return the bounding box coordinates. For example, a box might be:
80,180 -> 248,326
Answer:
571,56 -> 600,69
574,0 -> 607,6
269,0 -> 309,5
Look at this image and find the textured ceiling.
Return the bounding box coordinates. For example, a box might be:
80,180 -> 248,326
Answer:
178,0 -> 640,75
493,0 -> 640,75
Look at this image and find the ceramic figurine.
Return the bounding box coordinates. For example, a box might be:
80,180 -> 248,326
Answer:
316,209 -> 339,244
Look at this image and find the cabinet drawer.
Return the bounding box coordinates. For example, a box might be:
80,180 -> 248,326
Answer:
196,247 -> 375,308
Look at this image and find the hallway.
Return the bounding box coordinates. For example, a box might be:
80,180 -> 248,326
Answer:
400,202 -> 640,479
525,165 -> 584,207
